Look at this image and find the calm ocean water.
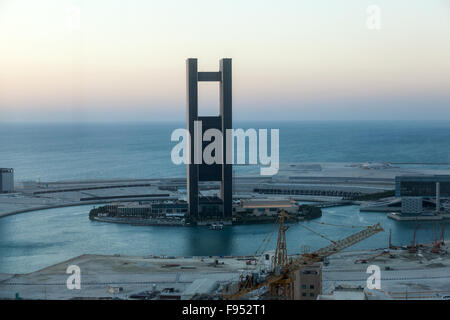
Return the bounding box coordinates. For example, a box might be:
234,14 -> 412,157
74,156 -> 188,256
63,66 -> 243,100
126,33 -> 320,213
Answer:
0,121 -> 449,273
1,204 -> 450,274
1,121 -> 449,181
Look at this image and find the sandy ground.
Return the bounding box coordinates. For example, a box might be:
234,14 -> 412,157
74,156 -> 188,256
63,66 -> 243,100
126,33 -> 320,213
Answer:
0,254 -> 246,299
322,245 -> 450,296
1,241 -> 449,300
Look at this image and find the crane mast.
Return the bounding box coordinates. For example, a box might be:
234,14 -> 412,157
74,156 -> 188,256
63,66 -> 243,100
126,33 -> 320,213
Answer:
273,210 -> 289,270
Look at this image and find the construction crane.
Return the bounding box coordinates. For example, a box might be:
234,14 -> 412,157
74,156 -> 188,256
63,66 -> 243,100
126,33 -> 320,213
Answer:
408,221 -> 421,253
223,210 -> 384,300
273,210 -> 289,269
432,221 -> 445,254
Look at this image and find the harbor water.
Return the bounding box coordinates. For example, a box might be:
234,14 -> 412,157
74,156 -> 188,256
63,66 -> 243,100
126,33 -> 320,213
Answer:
0,121 -> 449,273
0,204 -> 448,273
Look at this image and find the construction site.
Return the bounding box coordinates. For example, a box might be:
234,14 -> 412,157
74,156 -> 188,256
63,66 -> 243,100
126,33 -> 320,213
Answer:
1,210 -> 448,300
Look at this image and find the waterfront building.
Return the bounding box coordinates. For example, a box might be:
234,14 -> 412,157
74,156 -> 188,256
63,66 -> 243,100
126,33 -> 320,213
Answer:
0,168 -> 14,193
292,263 -> 322,300
198,196 -> 224,219
395,175 -> 450,214
234,199 -> 298,217
94,198 -> 304,224
401,197 -> 423,215
395,175 -> 450,198
186,58 -> 232,220
253,183 -> 374,198
360,197 -> 438,213
103,201 -> 188,218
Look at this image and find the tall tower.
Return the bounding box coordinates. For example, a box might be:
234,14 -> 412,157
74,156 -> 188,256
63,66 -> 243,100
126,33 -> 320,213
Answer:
186,58 -> 232,220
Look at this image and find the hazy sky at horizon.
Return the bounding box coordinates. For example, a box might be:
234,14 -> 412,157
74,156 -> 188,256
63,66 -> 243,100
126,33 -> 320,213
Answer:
1,0 -> 449,122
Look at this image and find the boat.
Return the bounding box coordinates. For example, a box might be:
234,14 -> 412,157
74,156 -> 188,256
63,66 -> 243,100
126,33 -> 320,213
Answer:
209,223 -> 224,230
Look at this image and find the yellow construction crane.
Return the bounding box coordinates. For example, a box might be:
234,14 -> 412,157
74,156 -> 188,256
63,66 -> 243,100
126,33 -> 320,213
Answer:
223,210 -> 384,300
273,210 -> 289,269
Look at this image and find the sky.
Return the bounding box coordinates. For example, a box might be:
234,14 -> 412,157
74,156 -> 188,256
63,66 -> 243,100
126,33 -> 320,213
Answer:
0,0 -> 449,122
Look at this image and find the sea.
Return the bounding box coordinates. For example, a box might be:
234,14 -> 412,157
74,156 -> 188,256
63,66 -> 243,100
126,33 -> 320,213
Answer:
0,121 -> 449,273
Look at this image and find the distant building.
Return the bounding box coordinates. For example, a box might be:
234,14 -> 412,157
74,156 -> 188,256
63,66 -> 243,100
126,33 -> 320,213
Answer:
102,201 -> 187,217
234,199 -> 298,216
0,168 -> 14,193
401,197 -> 423,215
395,175 -> 450,214
198,196 -> 224,219
291,263 -> 322,300
186,58 -> 232,220
395,175 -> 450,198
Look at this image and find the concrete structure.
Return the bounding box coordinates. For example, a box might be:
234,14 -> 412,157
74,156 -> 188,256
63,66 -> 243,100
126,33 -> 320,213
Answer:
0,168 -> 14,193
186,58 -> 232,220
395,175 -> 450,199
401,197 -> 423,215
361,197 -> 445,216
182,278 -> 219,299
390,175 -> 450,216
253,183 -> 378,198
234,199 -> 299,217
101,201 -> 188,216
318,285 -> 366,300
291,263 -> 322,300
1,163 -> 449,219
360,198 -> 402,212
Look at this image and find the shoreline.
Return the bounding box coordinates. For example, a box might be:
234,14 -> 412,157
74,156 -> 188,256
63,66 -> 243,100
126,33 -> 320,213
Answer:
1,241 -> 449,299
90,215 -> 303,226
2,162 -> 449,220
0,200 -> 112,218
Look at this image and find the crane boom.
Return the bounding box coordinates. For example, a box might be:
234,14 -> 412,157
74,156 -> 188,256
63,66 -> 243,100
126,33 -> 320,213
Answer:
289,222 -> 384,271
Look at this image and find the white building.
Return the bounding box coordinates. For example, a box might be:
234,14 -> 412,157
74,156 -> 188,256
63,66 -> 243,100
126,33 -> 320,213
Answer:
401,197 -> 423,215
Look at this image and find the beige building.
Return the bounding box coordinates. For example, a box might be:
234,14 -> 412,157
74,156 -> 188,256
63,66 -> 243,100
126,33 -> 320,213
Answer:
291,263 -> 322,300
234,199 -> 299,216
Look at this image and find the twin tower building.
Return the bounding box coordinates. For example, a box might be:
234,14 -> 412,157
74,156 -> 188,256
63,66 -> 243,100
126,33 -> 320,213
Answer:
186,58 -> 232,220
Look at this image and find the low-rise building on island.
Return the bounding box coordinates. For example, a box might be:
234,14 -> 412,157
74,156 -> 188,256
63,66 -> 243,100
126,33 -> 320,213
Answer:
89,198 -> 323,226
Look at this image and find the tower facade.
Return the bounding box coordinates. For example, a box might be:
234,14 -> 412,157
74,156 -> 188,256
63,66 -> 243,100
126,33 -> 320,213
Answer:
186,58 -> 232,220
